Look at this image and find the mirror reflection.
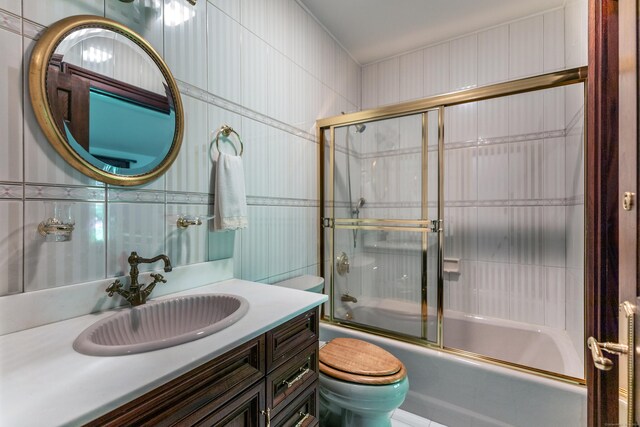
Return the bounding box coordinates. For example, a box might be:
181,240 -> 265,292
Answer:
46,28 -> 176,176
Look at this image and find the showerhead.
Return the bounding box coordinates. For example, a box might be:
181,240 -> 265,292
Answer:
354,123 -> 366,133
352,197 -> 366,216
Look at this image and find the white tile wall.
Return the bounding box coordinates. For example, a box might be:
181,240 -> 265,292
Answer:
423,42 -> 450,97
377,57 -> 400,107
477,26 -> 509,86
106,0 -> 163,54
166,95 -> 210,193
22,0 -> 103,27
166,203 -> 209,266
207,4 -> 241,103
164,0 -> 208,90
0,201 -> 22,295
0,28 -> 22,183
24,201 -> 106,291
107,202 -> 165,276
0,0 -> 19,15
509,15 -> 544,79
450,34 -> 477,91
399,50 -> 424,102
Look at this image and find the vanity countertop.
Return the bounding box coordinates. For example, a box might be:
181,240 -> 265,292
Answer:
0,279 -> 327,426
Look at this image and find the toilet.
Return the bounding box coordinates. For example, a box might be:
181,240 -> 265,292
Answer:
273,276 -> 410,427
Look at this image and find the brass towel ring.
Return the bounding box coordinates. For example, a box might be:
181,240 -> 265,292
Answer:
215,124 -> 244,156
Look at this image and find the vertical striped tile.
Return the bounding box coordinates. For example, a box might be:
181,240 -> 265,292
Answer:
164,0 -> 207,89
446,260 -> 477,314
509,207 -> 544,265
400,50 -> 424,102
445,103 -> 477,144
22,0 -> 103,27
564,0 -> 588,68
543,9 -> 565,72
24,201 -> 106,291
209,0 -> 240,21
361,63 -> 379,109
207,4 -> 241,103
545,266 -> 565,328
240,205 -> 270,281
543,138 -> 566,199
319,32 -> 335,91
543,206 -> 566,267
478,97 -> 509,140
0,201 -> 22,296
444,147 -> 477,202
477,262 -> 510,319
166,203 -> 209,267
477,207 -> 509,263
478,144 -> 509,201
0,28 -> 22,182
424,43 -> 450,96
509,15 -> 544,79
509,140 -> 544,200
107,203 -> 165,276
508,91 -> 544,136
166,95 -> 210,193
106,0 -> 163,54
377,57 -> 400,107
348,58 -> 361,108
510,264 -> 545,325
445,207 -> 478,261
0,0 -> 20,15
450,34 -> 477,90
478,25 -> 509,86
565,267 -> 585,362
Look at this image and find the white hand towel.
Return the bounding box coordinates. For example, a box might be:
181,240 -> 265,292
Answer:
214,152 -> 248,230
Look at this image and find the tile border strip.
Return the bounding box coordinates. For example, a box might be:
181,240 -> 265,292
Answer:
177,80 -> 317,144
0,9 -> 21,35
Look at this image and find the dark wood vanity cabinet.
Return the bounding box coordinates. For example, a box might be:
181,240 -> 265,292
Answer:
86,307 -> 319,427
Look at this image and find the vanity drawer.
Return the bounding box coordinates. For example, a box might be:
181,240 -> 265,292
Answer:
266,342 -> 318,417
86,336 -> 265,427
270,383 -> 319,427
267,308 -> 319,372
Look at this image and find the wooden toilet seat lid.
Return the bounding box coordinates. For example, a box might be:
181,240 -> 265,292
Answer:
319,338 -> 406,384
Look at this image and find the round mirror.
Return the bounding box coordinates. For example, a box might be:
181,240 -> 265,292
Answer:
29,15 -> 184,186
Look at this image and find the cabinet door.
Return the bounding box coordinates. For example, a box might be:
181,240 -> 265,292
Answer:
195,382 -> 265,427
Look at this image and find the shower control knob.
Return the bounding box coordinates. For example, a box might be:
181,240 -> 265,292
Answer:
336,252 -> 350,276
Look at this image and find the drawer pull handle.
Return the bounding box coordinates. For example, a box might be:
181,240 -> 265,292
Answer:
283,366 -> 310,388
294,412 -> 311,427
261,407 -> 271,427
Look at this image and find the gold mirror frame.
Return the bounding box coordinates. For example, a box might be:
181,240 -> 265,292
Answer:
29,15 -> 184,186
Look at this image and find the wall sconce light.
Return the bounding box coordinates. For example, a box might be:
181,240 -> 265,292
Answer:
38,202 -> 75,242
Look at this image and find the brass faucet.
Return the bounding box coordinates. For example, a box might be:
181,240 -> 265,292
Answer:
341,293 -> 358,303
106,251 -> 173,306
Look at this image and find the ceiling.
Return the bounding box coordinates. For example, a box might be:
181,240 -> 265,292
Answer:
298,0 -> 566,65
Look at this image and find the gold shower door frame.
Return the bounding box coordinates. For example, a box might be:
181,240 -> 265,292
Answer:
317,66 -> 588,385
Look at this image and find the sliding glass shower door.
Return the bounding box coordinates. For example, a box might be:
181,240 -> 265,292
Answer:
322,110 -> 442,344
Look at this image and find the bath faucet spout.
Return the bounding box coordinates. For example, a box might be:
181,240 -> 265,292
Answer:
341,293 -> 358,303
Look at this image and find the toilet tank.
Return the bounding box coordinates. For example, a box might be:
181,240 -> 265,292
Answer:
273,275 -> 324,294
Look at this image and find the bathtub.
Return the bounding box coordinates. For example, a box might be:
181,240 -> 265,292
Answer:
327,300 -> 587,426
337,296 -> 584,379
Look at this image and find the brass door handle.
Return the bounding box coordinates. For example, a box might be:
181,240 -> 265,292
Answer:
587,336 -> 627,371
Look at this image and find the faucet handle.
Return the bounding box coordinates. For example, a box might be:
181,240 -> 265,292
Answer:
150,273 -> 167,284
106,280 -> 122,297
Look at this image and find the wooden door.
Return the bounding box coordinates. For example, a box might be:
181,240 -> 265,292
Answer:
586,0 -> 620,425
